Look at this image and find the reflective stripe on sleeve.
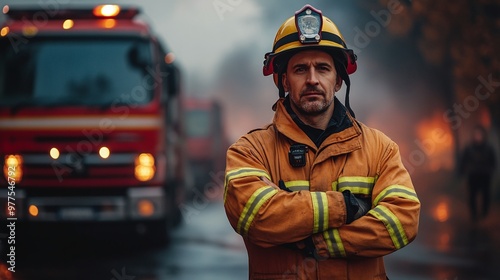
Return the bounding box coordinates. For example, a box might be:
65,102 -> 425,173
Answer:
311,192 -> 329,233
373,184 -> 419,206
284,180 -> 310,191
323,228 -> 346,257
369,205 -> 409,249
236,186 -> 278,236
336,176 -> 376,196
331,181 -> 338,191
224,168 -> 271,202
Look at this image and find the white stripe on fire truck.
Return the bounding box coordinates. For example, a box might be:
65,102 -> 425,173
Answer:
0,116 -> 162,130
22,153 -> 137,165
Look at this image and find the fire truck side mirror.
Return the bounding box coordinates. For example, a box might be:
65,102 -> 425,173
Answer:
166,64 -> 180,97
128,44 -> 150,69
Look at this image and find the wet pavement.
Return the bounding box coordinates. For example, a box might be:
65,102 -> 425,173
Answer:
1,170 -> 499,280
386,171 -> 500,280
0,201 -> 248,280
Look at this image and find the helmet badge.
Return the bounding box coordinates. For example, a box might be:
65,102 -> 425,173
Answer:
295,5 -> 323,44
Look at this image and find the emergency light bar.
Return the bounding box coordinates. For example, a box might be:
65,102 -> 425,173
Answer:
4,4 -> 140,20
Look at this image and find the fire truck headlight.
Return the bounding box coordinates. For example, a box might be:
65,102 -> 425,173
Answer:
134,153 -> 156,181
137,199 -> 155,217
0,26 -> 9,37
99,147 -> 110,159
50,147 -> 60,159
3,155 -> 23,183
29,205 -> 39,217
62,19 -> 74,30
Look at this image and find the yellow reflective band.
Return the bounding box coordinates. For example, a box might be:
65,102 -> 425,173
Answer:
331,181 -> 338,191
224,168 -> 271,203
337,176 -> 375,196
369,205 -> 409,249
225,167 -> 271,187
373,185 -> 420,206
311,192 -> 328,233
323,228 -> 346,257
237,186 -> 278,236
284,180 -> 310,191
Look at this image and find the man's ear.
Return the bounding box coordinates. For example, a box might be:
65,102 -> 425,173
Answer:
335,76 -> 343,92
282,73 -> 289,92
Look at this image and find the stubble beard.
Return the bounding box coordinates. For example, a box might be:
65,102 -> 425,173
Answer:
293,94 -> 334,117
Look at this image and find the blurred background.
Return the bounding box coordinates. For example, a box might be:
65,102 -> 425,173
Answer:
0,0 -> 499,279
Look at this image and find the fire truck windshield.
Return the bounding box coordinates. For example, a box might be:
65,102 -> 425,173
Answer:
0,36 -> 154,108
186,110 -> 212,138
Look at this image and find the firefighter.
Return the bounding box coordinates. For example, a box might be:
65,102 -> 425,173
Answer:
224,5 -> 420,279
459,124 -> 497,221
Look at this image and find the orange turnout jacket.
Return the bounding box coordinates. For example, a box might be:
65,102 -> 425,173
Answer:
224,98 -> 420,280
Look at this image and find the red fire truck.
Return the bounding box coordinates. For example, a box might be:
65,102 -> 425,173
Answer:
184,97 -> 229,193
0,4 -> 186,243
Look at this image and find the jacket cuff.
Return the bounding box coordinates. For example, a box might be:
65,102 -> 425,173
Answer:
312,233 -> 330,259
327,191 -> 348,227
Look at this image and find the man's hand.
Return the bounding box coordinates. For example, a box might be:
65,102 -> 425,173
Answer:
342,190 -> 371,224
260,176 -> 278,188
260,177 -> 293,192
282,236 -> 316,258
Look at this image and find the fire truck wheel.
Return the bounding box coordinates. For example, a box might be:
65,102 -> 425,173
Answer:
167,179 -> 185,228
136,219 -> 171,247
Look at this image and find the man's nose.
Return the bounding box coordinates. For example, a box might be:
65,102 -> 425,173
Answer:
306,68 -> 319,85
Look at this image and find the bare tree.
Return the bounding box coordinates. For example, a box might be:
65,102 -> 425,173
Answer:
366,0 -> 500,166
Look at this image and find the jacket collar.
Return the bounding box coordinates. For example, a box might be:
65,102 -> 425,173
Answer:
284,97 -> 353,147
273,98 -> 362,154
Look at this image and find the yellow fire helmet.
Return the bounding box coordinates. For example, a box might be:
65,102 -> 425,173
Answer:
263,4 -> 358,116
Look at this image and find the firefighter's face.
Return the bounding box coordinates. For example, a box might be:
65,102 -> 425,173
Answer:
282,50 -> 341,117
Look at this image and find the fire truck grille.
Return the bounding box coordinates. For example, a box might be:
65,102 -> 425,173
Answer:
19,153 -> 145,187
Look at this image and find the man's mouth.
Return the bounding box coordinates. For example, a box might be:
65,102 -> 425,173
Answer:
302,92 -> 323,97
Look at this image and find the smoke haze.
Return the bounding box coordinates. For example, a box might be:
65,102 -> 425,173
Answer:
1,0 -> 455,171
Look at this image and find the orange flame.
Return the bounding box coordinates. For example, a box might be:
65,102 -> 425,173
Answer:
415,110 -> 454,171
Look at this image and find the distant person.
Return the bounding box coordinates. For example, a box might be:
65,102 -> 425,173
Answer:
459,124 -> 497,221
223,4 -> 420,279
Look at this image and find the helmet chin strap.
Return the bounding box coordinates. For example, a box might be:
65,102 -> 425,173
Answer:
335,60 -> 355,118
344,75 -> 355,118
276,61 -> 288,98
